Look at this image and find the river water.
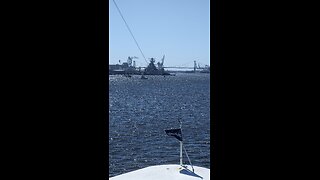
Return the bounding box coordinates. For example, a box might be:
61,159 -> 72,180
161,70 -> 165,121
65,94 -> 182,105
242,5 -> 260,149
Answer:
109,73 -> 210,177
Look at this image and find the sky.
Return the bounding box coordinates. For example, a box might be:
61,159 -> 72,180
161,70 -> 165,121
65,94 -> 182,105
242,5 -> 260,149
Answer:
109,0 -> 210,68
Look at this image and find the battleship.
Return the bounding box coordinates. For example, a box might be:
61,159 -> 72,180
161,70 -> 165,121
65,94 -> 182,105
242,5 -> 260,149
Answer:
109,55 -> 171,76
144,56 -> 170,75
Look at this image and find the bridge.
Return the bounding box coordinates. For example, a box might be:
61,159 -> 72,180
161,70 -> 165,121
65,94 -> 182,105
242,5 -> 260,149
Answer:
163,66 -> 207,69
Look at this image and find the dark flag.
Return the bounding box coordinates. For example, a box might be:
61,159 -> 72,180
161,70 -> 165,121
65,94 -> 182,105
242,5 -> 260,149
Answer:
165,128 -> 183,141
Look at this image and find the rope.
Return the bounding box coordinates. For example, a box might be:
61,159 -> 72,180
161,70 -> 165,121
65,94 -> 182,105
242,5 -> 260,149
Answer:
183,144 -> 194,172
112,0 -> 148,64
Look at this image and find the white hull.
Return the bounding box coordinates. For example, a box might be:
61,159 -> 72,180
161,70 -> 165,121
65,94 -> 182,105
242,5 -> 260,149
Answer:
110,164 -> 210,180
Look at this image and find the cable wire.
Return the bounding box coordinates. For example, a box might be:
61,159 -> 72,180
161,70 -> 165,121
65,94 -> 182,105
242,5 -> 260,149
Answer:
112,0 -> 148,64
183,144 -> 194,172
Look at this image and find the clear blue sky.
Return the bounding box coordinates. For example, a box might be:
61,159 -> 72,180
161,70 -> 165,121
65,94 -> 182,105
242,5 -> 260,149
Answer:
109,0 -> 210,68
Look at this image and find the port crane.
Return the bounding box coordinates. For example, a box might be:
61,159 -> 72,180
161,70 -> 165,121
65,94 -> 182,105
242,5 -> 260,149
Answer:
156,55 -> 165,69
127,56 -> 138,67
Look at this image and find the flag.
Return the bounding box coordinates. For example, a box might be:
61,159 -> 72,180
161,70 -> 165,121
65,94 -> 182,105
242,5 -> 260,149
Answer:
165,128 -> 183,141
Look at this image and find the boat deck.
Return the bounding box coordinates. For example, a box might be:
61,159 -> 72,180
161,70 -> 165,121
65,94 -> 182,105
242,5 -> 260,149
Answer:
109,164 -> 210,180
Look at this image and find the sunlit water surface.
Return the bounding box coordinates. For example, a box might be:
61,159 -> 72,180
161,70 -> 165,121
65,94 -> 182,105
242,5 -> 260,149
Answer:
109,73 -> 210,177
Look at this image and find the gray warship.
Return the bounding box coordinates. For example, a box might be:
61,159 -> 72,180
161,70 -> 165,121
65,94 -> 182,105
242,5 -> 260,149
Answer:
143,57 -> 170,75
109,55 -> 170,76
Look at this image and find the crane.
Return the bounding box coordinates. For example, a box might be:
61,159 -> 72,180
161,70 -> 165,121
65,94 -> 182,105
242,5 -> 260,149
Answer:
127,56 -> 138,67
157,55 -> 165,69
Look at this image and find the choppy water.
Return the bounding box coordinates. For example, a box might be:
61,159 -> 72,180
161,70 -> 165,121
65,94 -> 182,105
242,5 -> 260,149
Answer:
109,73 -> 210,177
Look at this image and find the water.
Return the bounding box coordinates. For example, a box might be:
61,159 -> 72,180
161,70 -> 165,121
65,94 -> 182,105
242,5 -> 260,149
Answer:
109,73 -> 210,177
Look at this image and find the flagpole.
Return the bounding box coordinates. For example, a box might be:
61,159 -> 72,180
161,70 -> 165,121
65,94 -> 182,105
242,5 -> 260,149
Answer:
180,141 -> 183,166
179,119 -> 183,166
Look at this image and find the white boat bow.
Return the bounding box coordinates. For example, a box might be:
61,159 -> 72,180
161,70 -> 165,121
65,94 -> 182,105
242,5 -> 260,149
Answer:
109,164 -> 210,180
